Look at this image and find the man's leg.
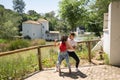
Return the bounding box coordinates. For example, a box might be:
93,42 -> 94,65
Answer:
68,51 -> 80,68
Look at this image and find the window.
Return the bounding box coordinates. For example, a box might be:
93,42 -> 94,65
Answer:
33,33 -> 35,36
42,25 -> 44,28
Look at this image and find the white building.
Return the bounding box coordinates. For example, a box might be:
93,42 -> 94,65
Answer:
22,19 -> 49,39
103,13 -> 109,56
22,18 -> 60,40
103,1 -> 120,66
46,31 -> 61,41
76,27 -> 85,35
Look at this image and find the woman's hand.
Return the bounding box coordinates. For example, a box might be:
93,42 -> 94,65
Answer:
54,39 -> 59,46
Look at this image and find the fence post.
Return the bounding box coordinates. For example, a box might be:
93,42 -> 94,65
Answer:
88,41 -> 91,62
37,47 -> 42,70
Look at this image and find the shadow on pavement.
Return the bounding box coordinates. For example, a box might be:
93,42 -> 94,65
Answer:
60,70 -> 87,79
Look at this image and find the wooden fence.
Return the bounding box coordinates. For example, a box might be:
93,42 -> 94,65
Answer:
0,40 -> 100,71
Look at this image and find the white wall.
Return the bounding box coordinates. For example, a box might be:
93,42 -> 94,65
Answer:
22,23 -> 32,38
106,2 -> 120,66
103,30 -> 110,55
30,24 -> 42,39
22,23 -> 42,39
22,20 -> 49,40
46,33 -> 60,41
40,21 -> 49,39
103,13 -> 110,57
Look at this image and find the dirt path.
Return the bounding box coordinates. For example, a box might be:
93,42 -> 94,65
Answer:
25,65 -> 120,80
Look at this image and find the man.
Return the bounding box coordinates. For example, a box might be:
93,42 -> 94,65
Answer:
67,32 -> 80,72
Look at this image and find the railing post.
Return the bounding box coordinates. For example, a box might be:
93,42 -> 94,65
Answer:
37,47 -> 42,70
88,41 -> 91,62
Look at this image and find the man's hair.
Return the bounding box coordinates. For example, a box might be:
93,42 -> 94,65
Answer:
61,36 -> 68,43
70,32 -> 76,37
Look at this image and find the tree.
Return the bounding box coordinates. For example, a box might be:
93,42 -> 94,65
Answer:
44,11 -> 58,31
0,5 -> 5,25
13,0 -> 26,14
27,10 -> 41,21
59,0 -> 88,31
13,0 -> 26,33
45,11 -> 55,18
0,5 -> 21,39
85,0 -> 111,37
56,19 -> 70,34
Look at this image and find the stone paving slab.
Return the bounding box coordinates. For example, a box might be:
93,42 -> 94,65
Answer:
25,65 -> 120,80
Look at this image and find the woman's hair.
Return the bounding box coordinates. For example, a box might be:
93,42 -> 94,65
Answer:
61,36 -> 68,43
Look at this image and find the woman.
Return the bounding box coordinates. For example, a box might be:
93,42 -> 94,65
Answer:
54,36 -> 74,75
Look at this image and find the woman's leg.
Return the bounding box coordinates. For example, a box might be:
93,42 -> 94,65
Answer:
57,53 -> 64,75
57,53 -> 64,67
64,52 -> 70,68
56,53 -> 63,72
64,52 -> 71,73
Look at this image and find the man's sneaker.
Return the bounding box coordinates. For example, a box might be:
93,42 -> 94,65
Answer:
75,68 -> 79,72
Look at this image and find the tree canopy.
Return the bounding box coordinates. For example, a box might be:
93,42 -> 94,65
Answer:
0,5 -> 22,39
59,0 -> 111,37
59,0 -> 88,31
27,10 -> 41,21
13,0 -> 26,14
85,0 -> 111,37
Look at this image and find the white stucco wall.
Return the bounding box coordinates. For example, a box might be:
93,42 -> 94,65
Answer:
40,21 -> 49,39
22,19 -> 49,39
22,23 -> 32,38
110,2 -> 120,65
30,24 -> 42,39
103,13 -> 110,57
103,30 -> 110,55
22,23 -> 42,39
46,33 -> 61,41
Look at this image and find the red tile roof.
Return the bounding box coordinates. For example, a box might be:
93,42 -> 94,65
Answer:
23,18 -> 48,24
23,20 -> 40,24
38,18 -> 48,22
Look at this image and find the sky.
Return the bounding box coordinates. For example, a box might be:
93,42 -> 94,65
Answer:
0,0 -> 60,14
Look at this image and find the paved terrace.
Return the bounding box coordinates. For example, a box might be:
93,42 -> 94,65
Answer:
25,65 -> 120,80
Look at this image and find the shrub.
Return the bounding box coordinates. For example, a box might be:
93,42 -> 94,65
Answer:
0,52 -> 38,80
0,43 -> 9,52
0,39 -> 7,43
30,39 -> 46,46
42,48 -> 58,68
8,39 -> 30,50
103,53 -> 109,64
